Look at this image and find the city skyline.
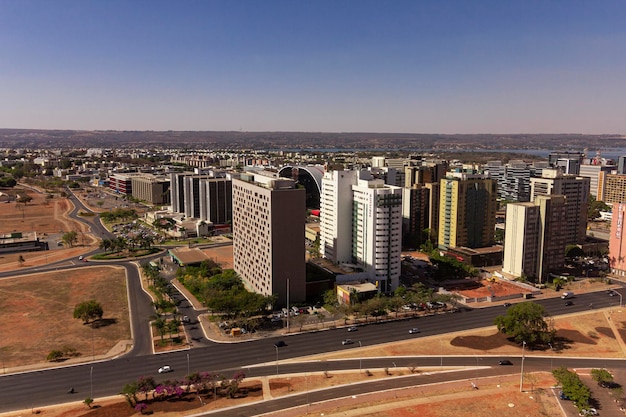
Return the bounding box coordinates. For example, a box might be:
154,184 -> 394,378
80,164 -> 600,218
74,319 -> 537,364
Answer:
2,1 -> 626,134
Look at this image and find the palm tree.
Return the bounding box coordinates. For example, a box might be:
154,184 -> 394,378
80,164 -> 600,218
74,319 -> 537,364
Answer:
153,317 -> 167,342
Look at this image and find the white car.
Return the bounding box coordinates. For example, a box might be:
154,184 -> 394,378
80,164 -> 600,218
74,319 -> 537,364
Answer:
409,328 -> 421,334
158,365 -> 172,374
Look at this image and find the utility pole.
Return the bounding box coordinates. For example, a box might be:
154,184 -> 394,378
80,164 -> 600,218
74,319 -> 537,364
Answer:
520,341 -> 526,392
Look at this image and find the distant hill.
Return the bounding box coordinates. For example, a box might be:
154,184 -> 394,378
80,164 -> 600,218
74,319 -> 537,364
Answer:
0,128 -> 625,151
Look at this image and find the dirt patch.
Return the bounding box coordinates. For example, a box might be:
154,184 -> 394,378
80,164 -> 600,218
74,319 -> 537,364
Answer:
200,245 -> 233,270
0,267 -> 130,369
452,279 -> 526,298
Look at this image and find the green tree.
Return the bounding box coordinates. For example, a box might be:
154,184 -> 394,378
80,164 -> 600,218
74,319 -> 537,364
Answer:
588,195 -> 610,220
153,317 -> 167,342
494,302 -> 555,348
16,195 -> 32,205
73,300 -> 104,324
46,349 -> 64,362
121,382 -> 139,407
62,231 -> 78,247
565,245 -> 585,259
552,366 -> 591,411
590,368 -> 614,385
323,289 -> 337,308
83,397 -> 94,409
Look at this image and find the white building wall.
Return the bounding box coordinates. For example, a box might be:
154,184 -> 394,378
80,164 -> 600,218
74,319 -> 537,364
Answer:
320,170 -> 358,264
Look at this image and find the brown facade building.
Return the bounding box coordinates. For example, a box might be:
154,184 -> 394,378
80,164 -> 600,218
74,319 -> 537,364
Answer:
232,171 -> 306,307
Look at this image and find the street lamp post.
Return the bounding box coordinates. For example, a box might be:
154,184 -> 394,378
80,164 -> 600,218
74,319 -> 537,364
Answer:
616,290 -> 623,308
275,346 -> 279,375
520,341 -> 526,392
187,353 -> 190,377
90,366 -> 93,400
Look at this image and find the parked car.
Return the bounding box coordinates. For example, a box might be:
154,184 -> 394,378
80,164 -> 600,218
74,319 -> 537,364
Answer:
158,365 -> 172,374
409,328 -> 420,334
498,360 -> 513,365
342,339 -> 354,345
347,326 -> 358,332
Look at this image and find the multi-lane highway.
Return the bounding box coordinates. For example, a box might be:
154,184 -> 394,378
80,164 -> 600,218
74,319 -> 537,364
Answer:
0,288 -> 624,412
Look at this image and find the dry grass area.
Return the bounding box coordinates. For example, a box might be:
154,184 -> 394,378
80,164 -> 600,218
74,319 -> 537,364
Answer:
0,187 -> 81,235
0,187 -> 96,271
0,267 -> 130,369
300,310 -> 626,361
316,373 -> 561,417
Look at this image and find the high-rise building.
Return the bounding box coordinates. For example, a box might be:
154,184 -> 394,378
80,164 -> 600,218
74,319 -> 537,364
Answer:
131,174 -> 171,205
609,203 -> 626,277
503,195 -> 567,282
320,170 -> 357,265
232,171 -> 306,306
402,185 -> 430,249
320,170 -> 402,293
618,156 -> 626,174
548,151 -> 584,167
530,169 -> 590,244
485,160 -> 532,202
199,178 -> 232,224
578,163 -> 616,199
438,173 -> 497,250
170,172 -> 233,224
601,174 -> 626,205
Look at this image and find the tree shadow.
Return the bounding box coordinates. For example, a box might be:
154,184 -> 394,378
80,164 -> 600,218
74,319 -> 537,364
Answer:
91,318 -> 118,329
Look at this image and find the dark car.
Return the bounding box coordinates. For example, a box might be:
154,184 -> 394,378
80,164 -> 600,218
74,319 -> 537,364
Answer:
565,301 -> 573,306
274,341 -> 287,348
498,360 -> 513,366
503,303 -> 511,307
342,339 -> 354,345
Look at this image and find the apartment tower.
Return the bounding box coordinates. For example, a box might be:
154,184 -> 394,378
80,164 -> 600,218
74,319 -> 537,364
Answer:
503,195 -> 567,282
320,170 -> 402,293
530,169 -> 590,244
438,172 -> 497,250
232,172 -> 306,306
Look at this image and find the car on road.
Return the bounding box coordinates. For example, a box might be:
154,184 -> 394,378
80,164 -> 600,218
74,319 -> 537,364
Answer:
342,339 -> 354,345
182,315 -> 190,323
498,360 -> 513,365
78,256 -> 83,260
347,326 -> 358,332
158,366 -> 172,374
274,341 -> 287,348
503,303 -> 511,307
409,328 -> 421,334
564,301 -> 573,306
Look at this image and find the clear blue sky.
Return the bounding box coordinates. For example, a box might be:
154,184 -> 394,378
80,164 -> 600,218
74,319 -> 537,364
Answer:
1,0 -> 626,134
